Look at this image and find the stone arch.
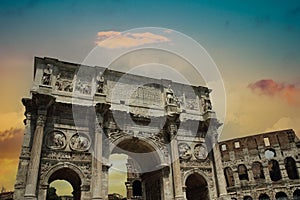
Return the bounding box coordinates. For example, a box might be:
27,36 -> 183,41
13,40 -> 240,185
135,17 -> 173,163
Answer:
268,159 -> 282,181
259,193 -> 270,200
275,191 -> 288,200
224,167 -> 234,187
184,171 -> 209,200
284,157 -> 299,180
243,196 -> 253,200
109,135 -> 167,199
294,189 -> 300,200
110,135 -> 166,169
41,162 -> 87,187
183,169 -> 210,187
252,161 -> 265,180
41,162 -> 87,200
238,164 -> 249,181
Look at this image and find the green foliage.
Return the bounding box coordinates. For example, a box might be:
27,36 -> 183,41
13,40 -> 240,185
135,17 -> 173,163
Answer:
46,187 -> 61,200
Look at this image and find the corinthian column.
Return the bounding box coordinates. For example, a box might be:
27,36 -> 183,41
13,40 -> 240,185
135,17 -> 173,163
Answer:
168,121 -> 184,200
24,109 -> 47,200
91,112 -> 103,200
207,125 -> 229,200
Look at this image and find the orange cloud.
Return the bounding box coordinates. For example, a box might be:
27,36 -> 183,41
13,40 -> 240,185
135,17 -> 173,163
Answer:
97,31 -> 121,41
248,79 -> 300,105
96,31 -> 170,49
0,128 -> 23,191
0,159 -> 19,191
0,128 -> 23,158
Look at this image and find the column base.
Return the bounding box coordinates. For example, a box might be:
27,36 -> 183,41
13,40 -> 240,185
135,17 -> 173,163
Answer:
92,197 -> 103,200
174,195 -> 185,200
24,194 -> 37,200
218,194 -> 231,200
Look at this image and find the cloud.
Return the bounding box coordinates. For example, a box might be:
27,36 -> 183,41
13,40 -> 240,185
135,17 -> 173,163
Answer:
248,79 -> 300,105
0,128 -> 23,159
0,159 -> 19,191
0,128 -> 23,191
96,31 -> 170,49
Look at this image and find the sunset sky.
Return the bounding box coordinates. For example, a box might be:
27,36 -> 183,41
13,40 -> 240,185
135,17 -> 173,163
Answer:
0,0 -> 300,196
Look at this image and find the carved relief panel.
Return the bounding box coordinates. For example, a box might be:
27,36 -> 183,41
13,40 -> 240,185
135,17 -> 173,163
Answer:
70,133 -> 91,152
194,143 -> 208,160
45,130 -> 67,150
178,143 -> 192,160
54,69 -> 75,92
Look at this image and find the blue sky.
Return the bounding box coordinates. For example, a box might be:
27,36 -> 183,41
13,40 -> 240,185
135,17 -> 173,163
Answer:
1,0 -> 300,67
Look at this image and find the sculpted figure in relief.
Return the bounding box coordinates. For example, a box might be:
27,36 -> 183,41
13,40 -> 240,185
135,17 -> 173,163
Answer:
70,133 -> 90,151
201,98 -> 212,112
42,64 -> 53,85
178,143 -> 192,160
194,144 -> 208,160
96,72 -> 104,93
55,73 -> 73,92
166,85 -> 175,105
46,131 -> 66,150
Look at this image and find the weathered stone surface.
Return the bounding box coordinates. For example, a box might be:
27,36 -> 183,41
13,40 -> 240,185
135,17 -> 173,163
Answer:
13,57 -> 300,200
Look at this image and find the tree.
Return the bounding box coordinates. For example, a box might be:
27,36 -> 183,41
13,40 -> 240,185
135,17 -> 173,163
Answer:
46,187 -> 61,200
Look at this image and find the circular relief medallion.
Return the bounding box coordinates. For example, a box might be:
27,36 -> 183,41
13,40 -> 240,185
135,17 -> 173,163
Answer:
194,143 -> 208,160
70,133 -> 91,152
45,130 -> 66,150
178,143 -> 192,160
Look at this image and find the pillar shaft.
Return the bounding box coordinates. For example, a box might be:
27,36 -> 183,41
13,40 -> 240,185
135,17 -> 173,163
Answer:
209,129 -> 228,199
170,138 -> 184,200
92,115 -> 103,199
24,111 -> 47,200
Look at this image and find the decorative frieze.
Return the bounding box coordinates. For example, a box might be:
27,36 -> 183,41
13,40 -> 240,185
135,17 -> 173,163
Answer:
55,73 -> 74,92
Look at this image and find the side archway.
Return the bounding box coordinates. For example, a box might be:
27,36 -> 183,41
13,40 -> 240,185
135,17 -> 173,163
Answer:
294,189 -> 300,200
284,157 -> 299,180
268,159 -> 282,181
259,193 -> 270,200
275,191 -> 288,200
252,162 -> 265,180
238,164 -> 249,181
40,162 -> 88,200
224,167 -> 234,187
184,172 -> 209,200
243,196 -> 253,200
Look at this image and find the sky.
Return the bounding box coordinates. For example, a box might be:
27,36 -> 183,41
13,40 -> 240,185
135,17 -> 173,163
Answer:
0,0 -> 300,196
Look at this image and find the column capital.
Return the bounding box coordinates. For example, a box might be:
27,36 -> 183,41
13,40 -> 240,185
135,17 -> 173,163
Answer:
165,118 -> 180,141
36,114 -> 46,126
32,93 -> 55,110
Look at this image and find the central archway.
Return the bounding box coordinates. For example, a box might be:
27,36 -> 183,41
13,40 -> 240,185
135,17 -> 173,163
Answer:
110,136 -> 166,200
185,173 -> 209,200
